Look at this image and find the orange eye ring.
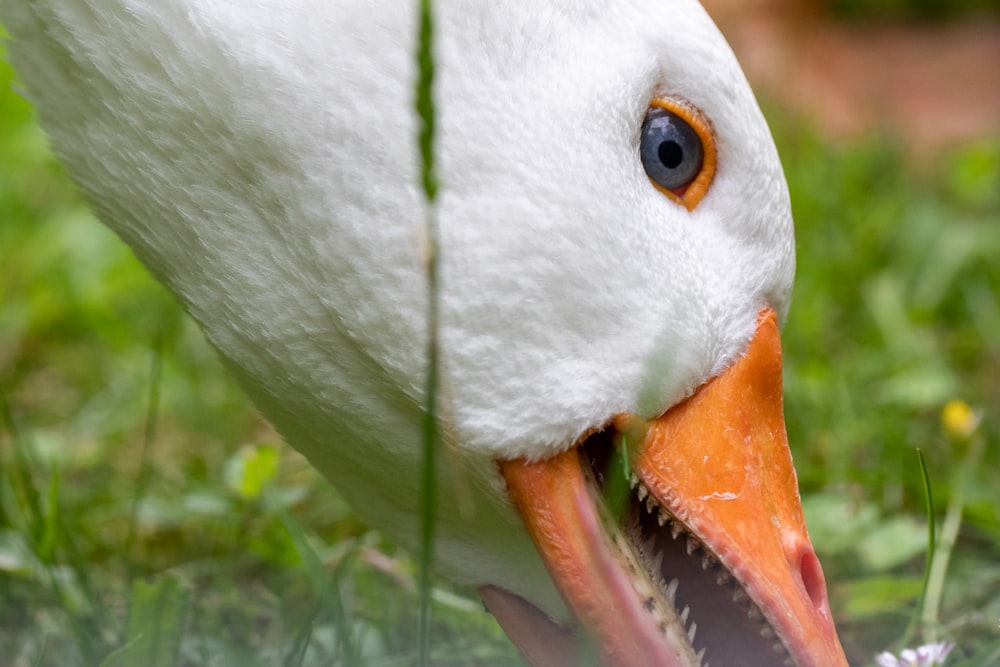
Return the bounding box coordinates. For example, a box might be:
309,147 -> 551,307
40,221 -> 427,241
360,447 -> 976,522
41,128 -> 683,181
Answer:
643,98 -> 717,211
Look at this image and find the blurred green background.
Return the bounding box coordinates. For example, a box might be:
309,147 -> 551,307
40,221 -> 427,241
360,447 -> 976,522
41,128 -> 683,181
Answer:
2,4 -> 999,667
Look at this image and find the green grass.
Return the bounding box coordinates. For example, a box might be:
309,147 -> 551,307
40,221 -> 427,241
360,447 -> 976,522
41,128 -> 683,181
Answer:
774,115 -> 1000,664
2,37 -> 999,667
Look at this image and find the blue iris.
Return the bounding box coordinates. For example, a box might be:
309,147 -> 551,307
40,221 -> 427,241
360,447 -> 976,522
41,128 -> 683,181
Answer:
640,107 -> 703,192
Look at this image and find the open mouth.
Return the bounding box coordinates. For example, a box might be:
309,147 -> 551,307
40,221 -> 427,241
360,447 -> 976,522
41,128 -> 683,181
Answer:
487,309 -> 848,667
580,427 -> 794,667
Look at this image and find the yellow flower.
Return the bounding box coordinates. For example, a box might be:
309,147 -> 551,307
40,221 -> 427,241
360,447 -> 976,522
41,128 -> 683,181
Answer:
940,400 -> 980,440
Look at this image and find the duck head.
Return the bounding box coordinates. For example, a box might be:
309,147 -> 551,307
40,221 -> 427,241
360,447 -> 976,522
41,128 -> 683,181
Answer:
1,1 -> 848,664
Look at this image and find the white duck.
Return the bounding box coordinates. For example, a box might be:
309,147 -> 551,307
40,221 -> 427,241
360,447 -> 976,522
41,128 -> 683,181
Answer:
1,1 -> 850,665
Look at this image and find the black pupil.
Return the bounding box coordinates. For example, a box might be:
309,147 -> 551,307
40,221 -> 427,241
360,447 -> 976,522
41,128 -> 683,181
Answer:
639,106 -> 704,194
658,140 -> 683,170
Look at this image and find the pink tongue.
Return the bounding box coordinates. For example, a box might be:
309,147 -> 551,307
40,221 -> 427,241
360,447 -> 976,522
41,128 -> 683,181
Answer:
478,585 -> 583,665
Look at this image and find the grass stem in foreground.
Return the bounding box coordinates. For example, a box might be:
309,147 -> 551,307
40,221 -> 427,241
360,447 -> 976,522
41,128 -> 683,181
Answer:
415,0 -> 440,665
920,428 -> 985,641
123,341 -> 163,581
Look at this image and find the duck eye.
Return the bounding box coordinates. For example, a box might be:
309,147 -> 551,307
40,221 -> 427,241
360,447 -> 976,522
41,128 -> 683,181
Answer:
640,100 -> 716,210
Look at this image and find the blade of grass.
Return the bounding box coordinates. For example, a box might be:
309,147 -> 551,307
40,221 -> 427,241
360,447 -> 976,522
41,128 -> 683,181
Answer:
0,388 -> 45,545
279,508 -> 360,664
414,0 -> 440,665
1,388 -> 104,660
951,638 -> 1000,667
96,637 -> 143,667
283,600 -> 323,667
921,429 -> 986,641
30,636 -> 48,667
38,461 -> 59,563
602,434 -> 633,524
116,576 -> 189,667
123,340 -> 164,581
900,448 -> 935,648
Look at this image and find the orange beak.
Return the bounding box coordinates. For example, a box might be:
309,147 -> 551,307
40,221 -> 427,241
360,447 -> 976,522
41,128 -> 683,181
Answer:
481,309 -> 848,666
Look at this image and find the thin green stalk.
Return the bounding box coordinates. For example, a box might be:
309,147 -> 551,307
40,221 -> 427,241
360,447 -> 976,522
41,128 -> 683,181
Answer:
414,1 -> 440,664
900,448 -> 935,648
920,433 -> 985,641
281,511 -> 361,663
2,388 -> 101,659
602,434 -> 633,524
0,388 -> 45,542
123,340 -> 164,581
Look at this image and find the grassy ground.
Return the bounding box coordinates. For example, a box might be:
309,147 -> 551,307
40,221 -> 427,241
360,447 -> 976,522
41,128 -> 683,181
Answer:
2,38 -> 998,667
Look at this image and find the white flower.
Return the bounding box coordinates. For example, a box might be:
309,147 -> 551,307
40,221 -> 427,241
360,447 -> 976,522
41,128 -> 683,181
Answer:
875,642 -> 955,667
